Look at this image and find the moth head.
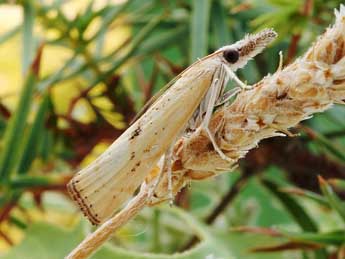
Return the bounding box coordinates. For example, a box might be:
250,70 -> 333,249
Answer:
217,28 -> 277,71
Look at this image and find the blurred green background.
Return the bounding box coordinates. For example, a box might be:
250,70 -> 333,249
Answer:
0,0 -> 345,258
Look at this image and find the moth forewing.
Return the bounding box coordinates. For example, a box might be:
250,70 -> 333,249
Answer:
67,58 -> 221,224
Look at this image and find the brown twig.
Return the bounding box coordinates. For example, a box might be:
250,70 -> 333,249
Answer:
302,0 -> 313,16
0,230 -> 13,246
0,201 -> 17,223
286,34 -> 301,64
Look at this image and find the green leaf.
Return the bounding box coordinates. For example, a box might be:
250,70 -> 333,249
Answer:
281,230 -> 345,246
313,130 -> 345,162
280,187 -> 330,208
17,93 -> 50,174
190,0 -> 211,62
74,1 -> 95,34
38,130 -> 54,162
151,209 -> 161,253
262,179 -> 318,232
268,0 -> 301,7
263,180 -> 327,258
211,1 -> 232,48
233,226 -> 345,246
9,215 -> 27,229
0,222 -> 84,259
135,25 -> 188,56
0,47 -> 43,183
9,175 -> 57,189
319,176 -> 345,223
1,208 -> 298,259
22,0 -> 36,74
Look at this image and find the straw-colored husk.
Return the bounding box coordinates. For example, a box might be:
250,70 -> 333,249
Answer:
66,5 -> 345,259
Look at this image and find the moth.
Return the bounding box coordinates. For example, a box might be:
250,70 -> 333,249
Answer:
67,29 -> 277,225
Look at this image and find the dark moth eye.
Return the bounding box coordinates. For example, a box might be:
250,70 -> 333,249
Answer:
223,49 -> 239,63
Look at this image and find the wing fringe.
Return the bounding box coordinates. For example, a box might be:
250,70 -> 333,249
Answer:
67,180 -> 101,225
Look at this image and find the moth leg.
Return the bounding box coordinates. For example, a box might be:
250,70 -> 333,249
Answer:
223,65 -> 252,90
202,127 -> 232,162
215,87 -> 241,107
148,197 -> 169,207
200,78 -> 233,163
164,146 -> 174,205
147,145 -> 174,205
